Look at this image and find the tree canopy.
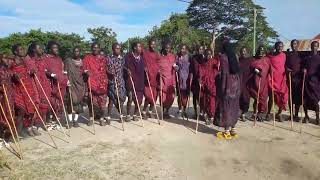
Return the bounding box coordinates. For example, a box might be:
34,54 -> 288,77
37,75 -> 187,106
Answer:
87,27 -> 117,54
187,0 -> 278,54
146,13 -> 211,52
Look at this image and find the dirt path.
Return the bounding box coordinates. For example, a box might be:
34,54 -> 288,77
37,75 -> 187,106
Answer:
1,107 -> 320,180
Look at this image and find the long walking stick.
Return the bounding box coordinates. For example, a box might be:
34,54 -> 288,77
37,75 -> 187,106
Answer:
288,72 -> 294,130
186,78 -> 192,121
145,70 -> 160,125
114,75 -> 125,131
175,71 -> 184,120
129,75 -> 144,127
0,103 -> 22,159
254,77 -> 261,127
68,86 -> 74,114
34,75 -> 69,139
160,72 -> 164,121
195,82 -> 201,134
57,82 -> 71,132
88,77 -> 96,135
2,84 -> 22,158
19,78 -> 58,148
300,71 -> 306,134
271,72 -> 276,126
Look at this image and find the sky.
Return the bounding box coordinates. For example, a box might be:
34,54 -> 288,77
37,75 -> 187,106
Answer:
0,0 -> 319,42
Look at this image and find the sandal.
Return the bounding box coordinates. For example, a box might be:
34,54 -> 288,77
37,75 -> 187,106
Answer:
223,131 -> 232,140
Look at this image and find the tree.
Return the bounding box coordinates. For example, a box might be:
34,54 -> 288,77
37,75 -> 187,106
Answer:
146,13 -> 211,52
187,0 -> 278,54
87,27 -> 117,54
0,29 -> 89,58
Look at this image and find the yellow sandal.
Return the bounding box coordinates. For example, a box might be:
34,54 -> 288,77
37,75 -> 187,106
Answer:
216,132 -> 224,139
223,131 -> 232,140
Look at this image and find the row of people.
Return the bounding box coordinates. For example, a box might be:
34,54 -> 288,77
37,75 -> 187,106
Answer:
0,38 -> 319,141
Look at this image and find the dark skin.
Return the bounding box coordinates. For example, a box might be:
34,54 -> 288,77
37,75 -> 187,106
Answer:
92,44 -> 101,56
108,44 -> 124,117
73,48 -> 81,60
149,41 -> 156,52
311,42 -> 319,55
240,47 -> 249,59
49,44 -> 59,56
274,42 -> 283,55
291,40 -> 298,52
198,46 -> 205,55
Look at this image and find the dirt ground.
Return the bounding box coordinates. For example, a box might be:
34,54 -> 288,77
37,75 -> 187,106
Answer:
0,104 -> 320,180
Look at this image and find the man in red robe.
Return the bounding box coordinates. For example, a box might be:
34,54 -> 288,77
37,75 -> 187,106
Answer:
200,49 -> 220,125
267,42 -> 288,122
0,56 -> 14,139
43,41 -> 68,125
189,45 -> 205,119
124,42 -> 145,121
239,47 -> 253,121
158,42 -> 176,119
247,46 -> 271,121
83,43 -> 109,126
25,42 -> 51,124
10,44 -> 41,137
142,39 -> 160,119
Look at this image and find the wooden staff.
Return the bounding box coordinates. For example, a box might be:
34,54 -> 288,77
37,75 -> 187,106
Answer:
2,84 -> 22,158
288,72 -> 294,130
160,72 -> 164,121
34,75 -> 69,139
19,78 -> 58,148
129,74 -> 144,127
254,77 -> 261,127
145,70 -> 160,125
88,77 -> 96,135
68,86 -> 74,114
271,71 -> 276,126
114,75 -> 125,131
300,70 -> 306,134
175,71 -> 184,120
57,82 -> 71,132
0,103 -> 22,159
195,82 -> 201,134
186,78 -> 192,121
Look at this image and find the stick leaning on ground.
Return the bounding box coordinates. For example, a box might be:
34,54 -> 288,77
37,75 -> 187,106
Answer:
114,75 -> 125,131
288,72 -> 294,130
0,103 -> 22,159
195,82 -> 201,134
254,77 -> 261,127
300,70 -> 306,134
2,84 -> 22,159
87,77 -> 96,135
57,82 -> 71,135
19,78 -> 58,149
175,71 -> 184,120
271,71 -> 276,126
145,69 -> 160,125
34,75 -> 69,139
128,73 -> 144,127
